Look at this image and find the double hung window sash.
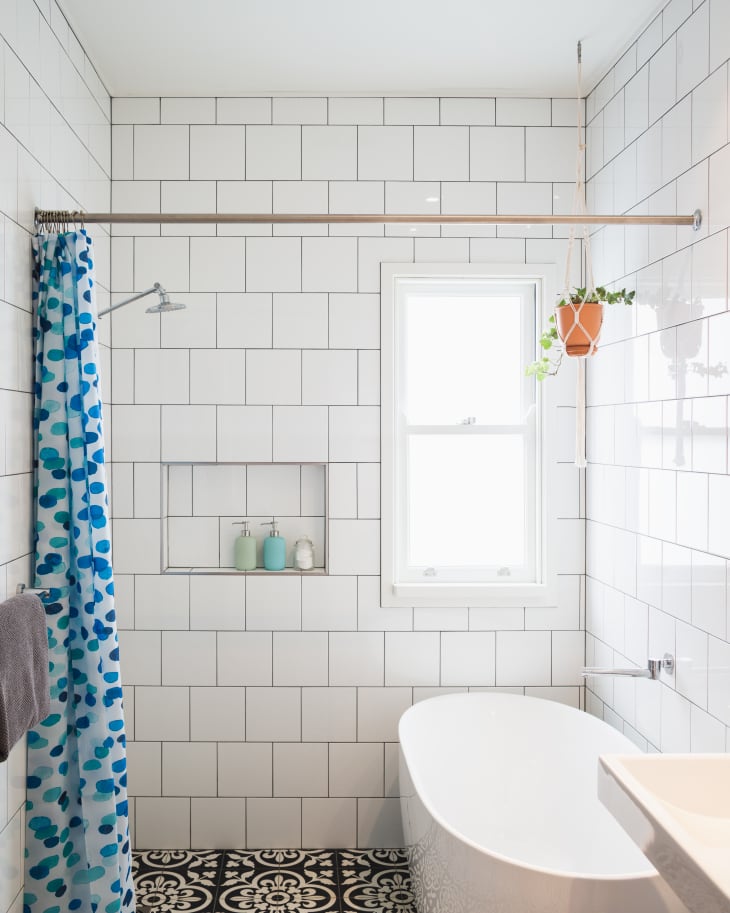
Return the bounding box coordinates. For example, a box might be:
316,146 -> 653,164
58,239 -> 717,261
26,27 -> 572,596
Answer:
395,280 -> 538,586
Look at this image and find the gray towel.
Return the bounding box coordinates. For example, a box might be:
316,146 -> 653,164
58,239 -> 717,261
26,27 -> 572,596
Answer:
0,593 -> 50,762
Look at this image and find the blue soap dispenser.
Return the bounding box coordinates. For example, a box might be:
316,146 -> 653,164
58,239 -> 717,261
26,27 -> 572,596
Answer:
261,517 -> 286,571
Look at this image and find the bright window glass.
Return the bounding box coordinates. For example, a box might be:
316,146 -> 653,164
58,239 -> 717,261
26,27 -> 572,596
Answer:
394,278 -> 539,585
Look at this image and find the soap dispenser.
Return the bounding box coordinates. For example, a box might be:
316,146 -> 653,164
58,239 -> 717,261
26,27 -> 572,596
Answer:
261,517 -> 286,571
232,520 -> 257,571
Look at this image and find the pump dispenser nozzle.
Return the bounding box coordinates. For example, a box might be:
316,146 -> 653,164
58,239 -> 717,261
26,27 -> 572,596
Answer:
260,518 -> 281,537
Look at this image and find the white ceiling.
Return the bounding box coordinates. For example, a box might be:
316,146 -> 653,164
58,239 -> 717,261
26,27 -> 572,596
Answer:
58,0 -> 665,99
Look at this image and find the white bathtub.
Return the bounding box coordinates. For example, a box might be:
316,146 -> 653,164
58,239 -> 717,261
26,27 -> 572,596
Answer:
398,693 -> 688,913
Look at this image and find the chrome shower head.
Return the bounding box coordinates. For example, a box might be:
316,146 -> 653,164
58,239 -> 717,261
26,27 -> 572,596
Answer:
145,284 -> 186,314
97,282 -> 186,318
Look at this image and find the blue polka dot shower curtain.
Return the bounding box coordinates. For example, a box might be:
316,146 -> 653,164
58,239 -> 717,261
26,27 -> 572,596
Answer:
27,230 -> 134,913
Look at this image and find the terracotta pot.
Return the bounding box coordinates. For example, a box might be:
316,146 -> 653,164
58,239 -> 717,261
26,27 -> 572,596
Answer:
555,301 -> 604,357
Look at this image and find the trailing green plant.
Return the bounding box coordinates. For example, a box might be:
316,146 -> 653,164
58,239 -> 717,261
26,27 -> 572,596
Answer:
526,286 -> 635,381
556,286 -> 635,307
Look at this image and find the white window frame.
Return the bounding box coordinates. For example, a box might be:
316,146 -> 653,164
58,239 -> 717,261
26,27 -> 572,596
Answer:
381,262 -> 559,608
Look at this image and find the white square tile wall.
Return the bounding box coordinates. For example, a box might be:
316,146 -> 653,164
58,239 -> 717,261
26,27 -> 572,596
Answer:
0,0 -> 112,900
584,0 -> 730,758
97,47 -> 652,850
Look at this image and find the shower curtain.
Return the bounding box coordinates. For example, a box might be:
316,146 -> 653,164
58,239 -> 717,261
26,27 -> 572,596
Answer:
27,230 -> 134,913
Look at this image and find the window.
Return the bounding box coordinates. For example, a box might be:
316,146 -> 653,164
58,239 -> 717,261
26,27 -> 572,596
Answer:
381,263 -> 557,607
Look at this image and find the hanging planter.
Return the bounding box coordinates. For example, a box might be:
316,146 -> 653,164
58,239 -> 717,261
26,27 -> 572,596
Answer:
555,300 -> 604,357
526,286 -> 634,380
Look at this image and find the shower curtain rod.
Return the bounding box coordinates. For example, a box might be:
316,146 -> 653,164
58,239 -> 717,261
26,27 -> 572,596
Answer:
35,208 -> 703,229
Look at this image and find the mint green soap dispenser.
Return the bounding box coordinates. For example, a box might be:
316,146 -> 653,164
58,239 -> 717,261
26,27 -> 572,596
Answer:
261,517 -> 286,571
232,520 -> 257,571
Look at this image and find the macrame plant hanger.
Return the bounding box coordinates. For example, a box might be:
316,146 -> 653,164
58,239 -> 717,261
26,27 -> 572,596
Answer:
562,40 -> 599,469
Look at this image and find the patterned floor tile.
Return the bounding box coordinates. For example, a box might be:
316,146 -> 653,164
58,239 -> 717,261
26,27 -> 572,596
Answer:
133,851 -> 223,913
132,848 -> 415,913
338,849 -> 416,913
216,850 -> 339,912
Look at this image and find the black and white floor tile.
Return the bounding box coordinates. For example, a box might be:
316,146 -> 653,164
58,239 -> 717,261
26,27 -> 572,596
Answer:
133,849 -> 416,913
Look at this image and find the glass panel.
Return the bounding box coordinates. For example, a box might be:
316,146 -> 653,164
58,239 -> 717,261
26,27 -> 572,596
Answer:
404,294 -> 526,425
407,434 -> 527,569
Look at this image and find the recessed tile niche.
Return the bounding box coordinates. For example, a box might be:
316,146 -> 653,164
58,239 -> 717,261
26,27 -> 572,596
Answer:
161,462 -> 328,574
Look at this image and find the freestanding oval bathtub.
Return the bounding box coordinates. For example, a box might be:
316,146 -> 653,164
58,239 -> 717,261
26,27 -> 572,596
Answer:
399,693 -> 688,913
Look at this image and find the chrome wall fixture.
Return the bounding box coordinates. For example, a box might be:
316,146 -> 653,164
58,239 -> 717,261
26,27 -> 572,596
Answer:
97,282 -> 186,318
16,583 -> 50,599
582,653 -> 675,680
35,208 -> 704,229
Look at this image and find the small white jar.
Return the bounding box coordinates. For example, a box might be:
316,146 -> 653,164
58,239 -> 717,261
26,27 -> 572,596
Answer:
294,535 -> 315,570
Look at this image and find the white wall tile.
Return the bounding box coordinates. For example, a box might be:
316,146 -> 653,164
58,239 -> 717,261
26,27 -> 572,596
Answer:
495,631 -> 552,686
328,519 -> 379,575
246,688 -> 301,741
441,632 -> 495,685
302,798 -> 356,848
301,687 -> 356,741
357,687 -> 412,741
134,125 -> 188,179
190,125 -> 245,179
189,575 -> 245,629
135,574 -> 189,630
525,127 -> 577,181
218,743 -> 272,797
273,180 -> 328,214
413,127 -> 468,180
328,98 -> 383,125
384,98 -> 438,125
273,743 -> 327,796
246,125 -> 300,179
302,350 -> 357,405
439,97 -> 495,125
273,97 -> 327,124
217,293 -> 272,348
163,742 -> 216,796
649,36 -> 678,123
302,237 -> 358,292
135,798 -> 190,849
273,406 -> 329,462
191,686 -> 246,742
112,519 -> 161,574
246,237 -> 301,292
385,632 -> 439,686
135,687 -> 189,741
134,236 -> 190,292
246,576 -> 301,630
273,632 -> 328,685
246,350 -> 301,405
357,798 -> 403,847
496,98 -> 550,126
189,237 -> 246,293
470,127 -> 525,180
162,97 -> 215,124
246,798 -> 301,849
217,405 -> 272,462
301,126 -> 356,179
217,98 -> 271,124
191,799 -> 245,849
302,575 -> 357,630
329,632 -> 384,686
161,405 -> 216,461
358,126 -> 412,180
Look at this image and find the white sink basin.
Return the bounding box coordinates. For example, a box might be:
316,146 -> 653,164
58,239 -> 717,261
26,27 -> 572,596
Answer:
598,754 -> 730,913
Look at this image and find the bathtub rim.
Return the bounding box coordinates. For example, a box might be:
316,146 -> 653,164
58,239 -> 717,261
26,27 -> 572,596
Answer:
399,692 -> 661,884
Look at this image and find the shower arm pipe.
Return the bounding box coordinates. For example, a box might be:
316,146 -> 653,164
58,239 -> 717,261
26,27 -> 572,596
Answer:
97,283 -> 162,318
35,208 -> 703,229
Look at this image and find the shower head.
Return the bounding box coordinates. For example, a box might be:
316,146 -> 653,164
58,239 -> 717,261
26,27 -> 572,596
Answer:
145,286 -> 186,313
97,282 -> 186,318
